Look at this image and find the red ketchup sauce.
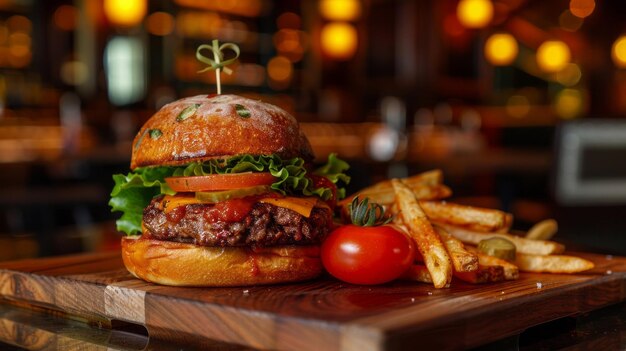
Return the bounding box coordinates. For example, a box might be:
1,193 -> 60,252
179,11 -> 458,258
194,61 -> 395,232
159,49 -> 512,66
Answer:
203,197 -> 257,223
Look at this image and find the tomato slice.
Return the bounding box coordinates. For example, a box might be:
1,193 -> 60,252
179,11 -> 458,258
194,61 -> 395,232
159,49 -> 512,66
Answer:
165,172 -> 276,192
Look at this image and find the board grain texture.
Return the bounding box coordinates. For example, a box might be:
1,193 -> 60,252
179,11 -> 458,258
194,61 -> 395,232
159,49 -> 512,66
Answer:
0,251 -> 624,351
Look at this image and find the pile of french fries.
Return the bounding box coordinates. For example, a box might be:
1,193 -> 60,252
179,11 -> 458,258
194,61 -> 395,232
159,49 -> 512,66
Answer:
338,170 -> 595,288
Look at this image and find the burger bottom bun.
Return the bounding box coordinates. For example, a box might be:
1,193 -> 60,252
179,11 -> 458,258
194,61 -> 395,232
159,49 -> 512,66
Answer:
121,236 -> 322,287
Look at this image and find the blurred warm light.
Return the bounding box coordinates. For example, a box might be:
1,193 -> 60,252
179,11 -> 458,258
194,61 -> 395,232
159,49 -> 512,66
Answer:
457,0 -> 493,29
104,0 -> 147,27
536,40 -> 570,73
9,32 -> 30,46
321,22 -> 357,60
559,10 -> 583,32
569,0 -> 595,19
177,11 -> 221,38
7,15 -> 31,33
556,63 -> 582,86
319,0 -> 361,21
554,88 -> 583,119
506,95 -> 530,118
146,12 -> 174,36
0,25 -> 8,45
277,12 -> 301,29
443,13 -> 465,37
61,60 -> 89,86
273,29 -> 307,62
174,0 -> 262,17
484,33 -> 518,66
267,56 -> 292,82
54,5 -> 78,31
612,35 -> 626,68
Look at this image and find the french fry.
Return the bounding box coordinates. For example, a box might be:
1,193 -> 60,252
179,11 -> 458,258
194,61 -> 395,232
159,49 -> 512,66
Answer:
338,170 -> 452,208
436,223 -> 565,255
369,169 -> 444,190
466,247 -> 519,280
400,264 -> 433,283
392,179 -> 452,288
339,184 -> 452,208
515,253 -> 594,273
454,265 -> 505,284
435,226 -> 478,273
526,219 -> 558,240
420,201 -> 512,233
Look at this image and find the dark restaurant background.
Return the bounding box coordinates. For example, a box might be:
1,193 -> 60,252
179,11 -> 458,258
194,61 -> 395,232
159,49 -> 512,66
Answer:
0,0 -> 625,259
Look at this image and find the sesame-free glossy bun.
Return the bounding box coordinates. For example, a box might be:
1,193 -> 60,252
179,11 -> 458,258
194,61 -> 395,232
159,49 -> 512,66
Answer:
121,236 -> 323,287
130,94 -> 313,169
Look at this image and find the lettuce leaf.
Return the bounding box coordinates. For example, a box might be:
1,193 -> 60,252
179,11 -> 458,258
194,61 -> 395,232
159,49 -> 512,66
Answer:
109,154 -> 350,235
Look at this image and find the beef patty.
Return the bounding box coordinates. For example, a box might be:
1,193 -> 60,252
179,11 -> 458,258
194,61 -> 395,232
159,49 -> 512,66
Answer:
142,197 -> 333,247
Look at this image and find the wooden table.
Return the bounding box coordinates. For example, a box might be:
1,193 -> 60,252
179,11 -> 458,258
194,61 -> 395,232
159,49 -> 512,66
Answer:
0,251 -> 624,350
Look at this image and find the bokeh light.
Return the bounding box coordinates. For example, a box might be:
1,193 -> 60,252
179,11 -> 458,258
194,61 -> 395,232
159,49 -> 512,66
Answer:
273,29 -> 307,62
484,33 -> 518,66
277,12 -> 301,29
319,0 -> 361,21
554,88 -> 584,119
146,12 -> 174,36
54,5 -> 78,31
556,63 -> 582,86
559,10 -> 583,32
536,40 -> 571,73
104,0 -> 147,27
267,56 -> 292,82
569,0 -> 595,19
612,35 -> 626,68
457,0 -> 494,29
7,15 -> 31,33
321,22 -> 358,60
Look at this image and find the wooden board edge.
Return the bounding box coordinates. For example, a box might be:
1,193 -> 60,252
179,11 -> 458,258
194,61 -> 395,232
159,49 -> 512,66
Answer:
350,273 -> 626,350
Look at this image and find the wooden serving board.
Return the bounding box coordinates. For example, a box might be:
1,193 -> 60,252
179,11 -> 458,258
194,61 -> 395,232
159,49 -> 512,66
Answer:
0,251 -> 624,351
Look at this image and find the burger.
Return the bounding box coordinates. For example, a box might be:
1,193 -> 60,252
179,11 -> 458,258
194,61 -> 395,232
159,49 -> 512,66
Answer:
109,94 -> 349,286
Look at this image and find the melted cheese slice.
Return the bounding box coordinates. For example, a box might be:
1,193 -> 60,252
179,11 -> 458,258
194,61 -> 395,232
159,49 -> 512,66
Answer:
162,195 -> 328,218
259,197 -> 328,218
162,195 -> 203,213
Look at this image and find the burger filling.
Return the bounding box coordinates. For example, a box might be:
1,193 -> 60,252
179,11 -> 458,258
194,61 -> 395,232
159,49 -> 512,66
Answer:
143,196 -> 332,247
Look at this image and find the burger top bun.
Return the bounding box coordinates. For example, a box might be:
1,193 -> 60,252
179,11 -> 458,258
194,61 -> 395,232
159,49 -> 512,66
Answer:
130,94 -> 313,169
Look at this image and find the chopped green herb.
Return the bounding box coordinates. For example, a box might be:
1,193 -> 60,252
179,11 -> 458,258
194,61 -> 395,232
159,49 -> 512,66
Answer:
177,104 -> 201,122
149,129 -> 163,139
234,104 -> 251,118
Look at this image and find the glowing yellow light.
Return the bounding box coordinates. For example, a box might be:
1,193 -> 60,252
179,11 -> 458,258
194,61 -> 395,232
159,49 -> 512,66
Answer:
267,56 -> 293,82
484,33 -> 518,66
321,22 -> 358,60
612,35 -> 626,68
537,40 -> 571,73
556,63 -> 582,86
506,95 -> 530,118
570,0 -> 595,19
319,0 -> 361,21
554,89 -> 583,119
104,0 -> 146,27
146,12 -> 174,36
457,0 -> 493,29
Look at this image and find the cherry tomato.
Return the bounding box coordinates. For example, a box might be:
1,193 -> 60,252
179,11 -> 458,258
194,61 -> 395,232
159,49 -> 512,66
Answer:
165,172 -> 275,192
321,225 -> 415,285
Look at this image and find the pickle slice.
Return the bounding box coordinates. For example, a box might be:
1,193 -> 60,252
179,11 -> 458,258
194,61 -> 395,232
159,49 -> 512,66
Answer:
478,237 -> 517,261
195,185 -> 272,203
